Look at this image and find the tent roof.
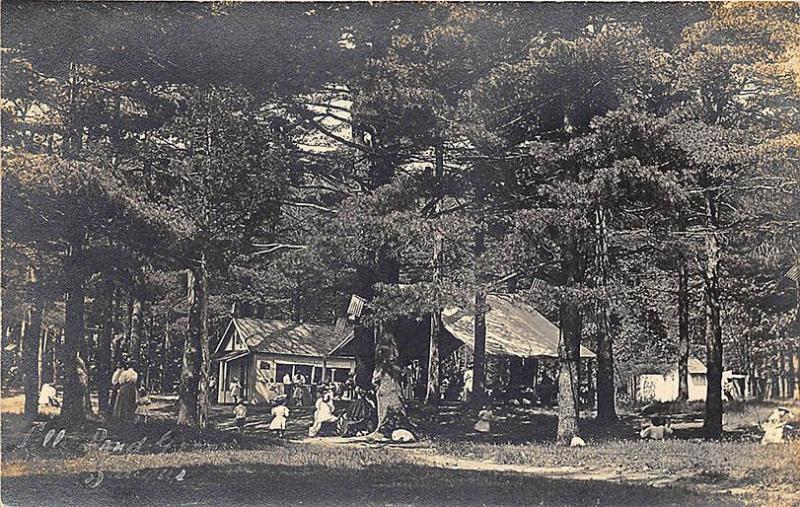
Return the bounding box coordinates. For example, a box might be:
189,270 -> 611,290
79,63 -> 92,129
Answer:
228,318 -> 353,357
442,294 -> 596,359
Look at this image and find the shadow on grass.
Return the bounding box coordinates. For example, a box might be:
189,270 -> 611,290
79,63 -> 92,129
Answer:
415,404 -> 645,444
415,403 -> 754,445
3,460 -> 744,507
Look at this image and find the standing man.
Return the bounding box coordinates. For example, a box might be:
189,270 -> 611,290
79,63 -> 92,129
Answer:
283,371 -> 293,406
230,378 -> 241,405
461,369 -> 474,403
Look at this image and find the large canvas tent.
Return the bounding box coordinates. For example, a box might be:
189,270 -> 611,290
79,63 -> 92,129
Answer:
332,294 -> 596,403
441,295 -> 596,359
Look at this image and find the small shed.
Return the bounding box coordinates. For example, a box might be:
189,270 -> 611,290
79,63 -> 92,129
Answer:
635,358 -> 708,402
213,318 -> 355,404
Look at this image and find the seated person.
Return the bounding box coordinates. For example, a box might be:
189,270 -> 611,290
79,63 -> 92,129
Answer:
233,401 -> 247,432
640,417 -> 673,440
762,407 -> 793,445
347,387 -> 373,421
308,391 -> 337,437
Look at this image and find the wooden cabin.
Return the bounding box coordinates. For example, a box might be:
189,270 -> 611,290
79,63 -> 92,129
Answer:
213,317 -> 355,405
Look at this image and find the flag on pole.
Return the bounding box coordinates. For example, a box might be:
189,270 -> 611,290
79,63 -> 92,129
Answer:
786,263 -> 800,282
347,294 -> 366,319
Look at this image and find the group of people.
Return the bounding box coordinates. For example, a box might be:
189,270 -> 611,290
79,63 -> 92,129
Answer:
281,372 -> 315,406
308,385 -> 377,437
110,360 -> 151,423
231,385 -> 377,438
38,358 -> 152,423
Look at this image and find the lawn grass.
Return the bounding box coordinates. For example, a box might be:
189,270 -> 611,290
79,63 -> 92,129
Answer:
4,449 -> 745,507
4,394 -> 800,506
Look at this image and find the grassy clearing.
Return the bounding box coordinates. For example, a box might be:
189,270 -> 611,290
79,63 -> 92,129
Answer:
4,395 -> 800,506
4,448 -> 744,507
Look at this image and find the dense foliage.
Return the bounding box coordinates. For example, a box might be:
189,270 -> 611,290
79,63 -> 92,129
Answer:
2,1 -> 798,440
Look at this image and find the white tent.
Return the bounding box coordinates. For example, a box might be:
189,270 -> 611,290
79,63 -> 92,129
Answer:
441,294 -> 596,359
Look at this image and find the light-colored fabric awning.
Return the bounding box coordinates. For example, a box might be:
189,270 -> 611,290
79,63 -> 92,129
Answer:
441,294 -> 596,359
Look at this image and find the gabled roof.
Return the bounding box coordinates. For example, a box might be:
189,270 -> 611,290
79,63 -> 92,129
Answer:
217,318 -> 353,358
441,294 -> 596,359
688,357 -> 707,374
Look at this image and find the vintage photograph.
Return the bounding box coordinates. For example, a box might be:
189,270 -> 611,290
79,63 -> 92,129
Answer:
2,1 -> 800,505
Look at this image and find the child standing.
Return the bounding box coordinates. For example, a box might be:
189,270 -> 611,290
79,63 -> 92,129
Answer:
135,388 -> 152,423
233,400 -> 247,432
269,398 -> 290,438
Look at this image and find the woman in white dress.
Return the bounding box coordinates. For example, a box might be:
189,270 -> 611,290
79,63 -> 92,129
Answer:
308,391 -> 337,437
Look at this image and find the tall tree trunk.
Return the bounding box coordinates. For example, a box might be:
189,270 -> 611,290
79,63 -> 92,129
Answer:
557,239 -> 583,445
20,317 -> 27,357
677,260 -> 691,402
426,310 -> 441,406
39,326 -> 48,389
82,331 -> 93,412
355,125 -> 408,431
145,311 -> 155,391
368,248 -> 407,433
373,320 -> 407,433
52,329 -> 60,384
595,308 -> 615,421
61,234 -> 91,421
124,296 -> 133,358
178,260 -> 210,428
472,290 -> 487,407
97,279 -> 114,415
557,300 -> 582,445
130,294 -> 144,371
594,207 -> 616,422
790,278 -> 800,400
23,266 -> 44,419
702,190 -> 723,439
425,144 -> 444,407
471,219 -> 487,407
112,288 -> 125,368
469,156 -> 489,408
161,316 -> 171,394
778,350 -> 789,398
793,351 -> 800,401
